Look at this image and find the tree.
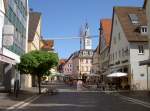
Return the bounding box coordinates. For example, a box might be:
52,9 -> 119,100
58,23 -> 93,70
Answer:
18,50 -> 59,94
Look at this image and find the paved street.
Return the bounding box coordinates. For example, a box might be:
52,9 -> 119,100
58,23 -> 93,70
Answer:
1,83 -> 149,111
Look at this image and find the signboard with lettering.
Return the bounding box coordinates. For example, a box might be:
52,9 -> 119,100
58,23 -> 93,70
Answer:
3,25 -> 14,46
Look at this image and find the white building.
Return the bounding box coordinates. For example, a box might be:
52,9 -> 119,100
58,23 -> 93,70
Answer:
63,23 -> 93,79
145,0 -> 150,90
72,23 -> 93,78
109,7 -> 149,90
0,0 -> 29,91
80,23 -> 92,50
72,50 -> 93,78
139,0 -> 150,90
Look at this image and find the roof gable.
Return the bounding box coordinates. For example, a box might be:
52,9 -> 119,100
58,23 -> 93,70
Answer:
100,19 -> 112,47
114,7 -> 148,42
28,12 -> 41,41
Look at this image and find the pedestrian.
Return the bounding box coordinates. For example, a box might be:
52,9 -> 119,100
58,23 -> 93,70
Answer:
77,79 -> 83,91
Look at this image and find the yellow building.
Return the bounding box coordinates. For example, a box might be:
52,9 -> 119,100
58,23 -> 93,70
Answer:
21,11 -> 42,88
28,12 -> 42,51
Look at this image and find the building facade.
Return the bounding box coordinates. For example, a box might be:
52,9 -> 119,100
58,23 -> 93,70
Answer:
22,11 -> 42,88
71,23 -> 94,78
145,0 -> 150,90
63,55 -> 73,76
72,50 -> 93,78
141,0 -> 150,90
99,19 -> 112,82
0,0 -> 29,91
28,12 -> 42,51
58,59 -> 66,73
92,46 -> 100,75
109,7 -> 149,90
0,0 -> 5,86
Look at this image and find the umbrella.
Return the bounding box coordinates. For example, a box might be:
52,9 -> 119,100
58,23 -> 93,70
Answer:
107,72 -> 127,77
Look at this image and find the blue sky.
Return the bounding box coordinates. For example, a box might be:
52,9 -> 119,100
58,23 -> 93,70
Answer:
29,0 -> 144,59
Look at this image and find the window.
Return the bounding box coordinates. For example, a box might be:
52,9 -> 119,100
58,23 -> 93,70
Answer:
115,20 -> 117,25
129,14 -> 139,24
142,28 -> 147,32
86,59 -> 88,63
138,45 -> 144,54
118,32 -> 121,41
125,47 -> 129,56
122,49 -> 124,57
109,55 -> 112,61
119,50 -> 121,57
141,26 -> 148,34
86,67 -> 88,71
114,37 -> 116,44
81,66 -> 84,71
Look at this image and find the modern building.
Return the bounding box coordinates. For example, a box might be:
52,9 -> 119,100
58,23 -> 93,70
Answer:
0,0 -> 29,91
99,19 -> 112,82
109,7 -> 149,90
0,1 -> 6,87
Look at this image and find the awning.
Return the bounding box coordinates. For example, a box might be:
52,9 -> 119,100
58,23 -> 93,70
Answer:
0,54 -> 16,65
107,72 -> 127,78
139,59 -> 150,66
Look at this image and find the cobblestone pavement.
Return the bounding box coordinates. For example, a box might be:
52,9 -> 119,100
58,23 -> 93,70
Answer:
3,83 -> 149,111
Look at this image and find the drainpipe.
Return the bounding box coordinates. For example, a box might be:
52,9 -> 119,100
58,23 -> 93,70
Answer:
147,65 -> 149,90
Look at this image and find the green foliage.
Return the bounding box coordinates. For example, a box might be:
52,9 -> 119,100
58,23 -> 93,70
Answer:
18,50 -> 59,77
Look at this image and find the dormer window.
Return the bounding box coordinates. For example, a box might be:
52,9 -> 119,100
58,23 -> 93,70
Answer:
129,14 -> 139,24
140,26 -> 148,34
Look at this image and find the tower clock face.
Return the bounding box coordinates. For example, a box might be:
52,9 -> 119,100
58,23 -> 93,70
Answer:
86,39 -> 91,46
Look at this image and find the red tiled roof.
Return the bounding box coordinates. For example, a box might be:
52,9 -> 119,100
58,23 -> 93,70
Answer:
100,19 -> 112,47
59,59 -> 67,64
42,40 -> 54,50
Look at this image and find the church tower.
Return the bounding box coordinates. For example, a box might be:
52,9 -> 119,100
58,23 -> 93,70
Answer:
83,23 -> 92,50
80,23 -> 92,50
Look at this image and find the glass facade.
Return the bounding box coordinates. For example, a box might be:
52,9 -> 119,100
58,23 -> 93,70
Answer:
4,0 -> 27,55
